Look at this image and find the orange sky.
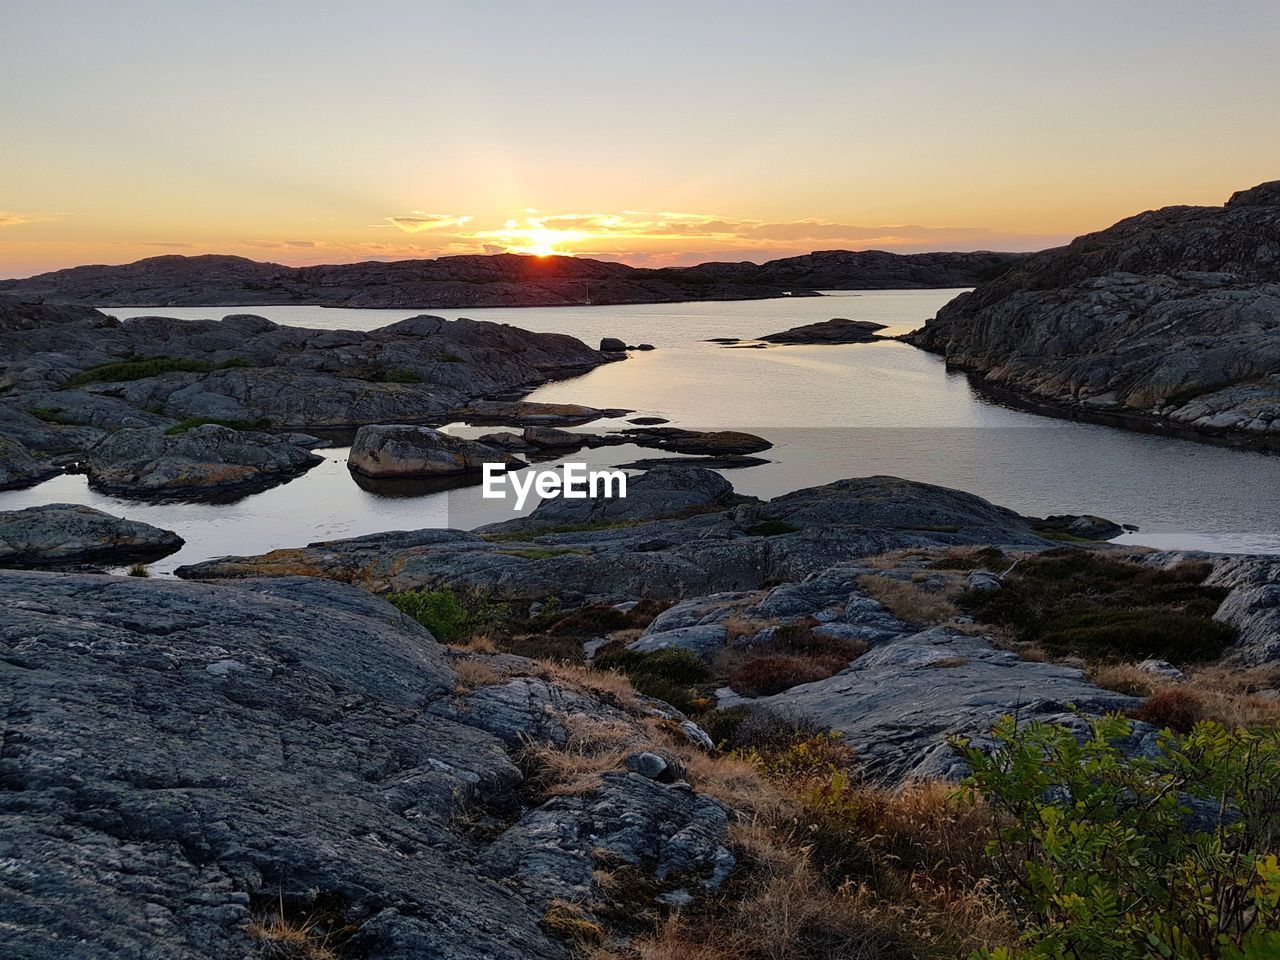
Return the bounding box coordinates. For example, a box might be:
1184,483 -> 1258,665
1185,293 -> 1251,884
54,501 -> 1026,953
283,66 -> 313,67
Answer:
3,1 -> 1278,278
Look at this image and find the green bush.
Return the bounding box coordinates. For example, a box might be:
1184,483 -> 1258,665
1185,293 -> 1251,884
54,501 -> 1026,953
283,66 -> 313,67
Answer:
65,355 -> 250,386
388,587 -> 507,643
956,714 -> 1280,959
594,646 -> 711,685
958,549 -> 1234,663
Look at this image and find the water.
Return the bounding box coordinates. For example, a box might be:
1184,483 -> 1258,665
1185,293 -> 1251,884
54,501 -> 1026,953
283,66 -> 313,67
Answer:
5,290 -> 1279,571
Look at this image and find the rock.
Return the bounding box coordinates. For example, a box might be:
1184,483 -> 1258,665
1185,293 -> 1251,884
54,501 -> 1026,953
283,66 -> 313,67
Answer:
907,181 -> 1280,445
600,337 -> 627,352
85,424 -> 322,497
0,504 -> 184,567
482,465 -> 739,534
636,343 -> 656,351
455,400 -> 631,426
757,318 -> 888,344
621,427 -> 773,455
966,570 -> 1003,591
521,426 -> 605,450
744,626 -> 1144,781
0,570 -> 733,958
0,436 -> 59,490
347,424 -> 522,478
176,474 -> 1061,603
627,416 -> 669,425
485,772 -> 734,909
1205,554 -> 1280,665
617,455 -> 770,471
1032,514 -> 1125,541
624,750 -> 675,781
1137,658 -> 1186,682
628,624 -> 729,659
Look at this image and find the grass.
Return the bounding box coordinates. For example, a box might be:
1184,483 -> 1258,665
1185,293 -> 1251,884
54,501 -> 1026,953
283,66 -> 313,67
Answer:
64,355 -> 250,387
245,892 -> 354,960
481,518 -> 646,542
859,574 -> 959,624
593,646 -> 713,714
126,562 -> 150,578
24,406 -> 77,424
928,546 -> 1009,571
1088,661 -> 1280,730
957,548 -> 1235,664
452,659 -> 503,693
388,586 -> 509,644
164,416 -> 271,435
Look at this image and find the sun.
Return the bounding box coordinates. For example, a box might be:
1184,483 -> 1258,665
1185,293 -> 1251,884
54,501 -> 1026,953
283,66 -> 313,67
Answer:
480,218 -> 590,257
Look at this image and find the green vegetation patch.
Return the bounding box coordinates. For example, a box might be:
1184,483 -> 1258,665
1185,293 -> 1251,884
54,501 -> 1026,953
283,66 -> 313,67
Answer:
65,355 -> 250,387
593,646 -> 711,714
164,416 -> 271,435
496,546 -> 591,560
388,586 -> 509,644
957,548 -> 1234,664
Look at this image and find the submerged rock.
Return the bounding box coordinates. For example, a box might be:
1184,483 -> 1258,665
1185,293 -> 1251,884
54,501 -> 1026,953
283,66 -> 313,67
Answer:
85,424 -> 322,497
347,424 -> 523,478
621,427 -> 773,456
0,504 -> 184,566
758,317 -> 888,344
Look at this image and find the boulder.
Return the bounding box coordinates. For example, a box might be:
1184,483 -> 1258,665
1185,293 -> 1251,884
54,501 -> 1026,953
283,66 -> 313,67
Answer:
621,427 -> 773,456
0,436 -> 58,490
85,424 -> 322,497
0,504 -> 184,567
600,337 -> 626,352
347,424 -> 523,478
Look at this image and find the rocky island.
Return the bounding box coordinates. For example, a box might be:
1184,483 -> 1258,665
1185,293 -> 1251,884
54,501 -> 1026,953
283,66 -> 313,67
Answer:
908,181 -> 1280,447
0,249 -> 1029,309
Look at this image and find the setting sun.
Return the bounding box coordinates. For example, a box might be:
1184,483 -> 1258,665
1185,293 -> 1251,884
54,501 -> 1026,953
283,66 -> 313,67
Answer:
478,218 -> 591,257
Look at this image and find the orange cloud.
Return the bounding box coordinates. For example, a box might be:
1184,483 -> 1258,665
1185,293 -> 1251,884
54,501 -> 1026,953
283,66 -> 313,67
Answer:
386,212 -> 474,233
0,212 -> 56,229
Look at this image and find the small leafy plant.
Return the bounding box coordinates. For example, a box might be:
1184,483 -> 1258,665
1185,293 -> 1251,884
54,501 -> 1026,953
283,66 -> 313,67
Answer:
955,714 -> 1280,960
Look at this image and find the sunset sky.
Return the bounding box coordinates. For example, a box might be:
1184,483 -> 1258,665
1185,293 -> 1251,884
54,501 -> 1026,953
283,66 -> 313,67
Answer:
3,1 -> 1278,277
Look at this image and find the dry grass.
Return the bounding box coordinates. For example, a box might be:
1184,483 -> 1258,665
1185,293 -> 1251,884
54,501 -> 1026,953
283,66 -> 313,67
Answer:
520,716 -> 638,797
531,660 -> 637,709
450,633 -> 497,653
245,905 -> 341,960
452,659 -> 502,693
1088,662 -> 1280,730
724,614 -> 775,644
859,574 -> 959,625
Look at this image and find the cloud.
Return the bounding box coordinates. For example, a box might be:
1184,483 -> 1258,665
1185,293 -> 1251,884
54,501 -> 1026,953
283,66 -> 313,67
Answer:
240,239 -> 324,249
0,212 -> 57,229
141,241 -> 199,248
387,212 -> 474,233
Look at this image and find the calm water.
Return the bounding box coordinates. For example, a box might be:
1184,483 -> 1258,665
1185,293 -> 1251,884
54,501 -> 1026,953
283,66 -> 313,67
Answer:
5,290 -> 1279,572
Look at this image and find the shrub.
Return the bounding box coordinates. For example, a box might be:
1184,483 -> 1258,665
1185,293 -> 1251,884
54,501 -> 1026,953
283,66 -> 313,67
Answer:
958,549 -> 1235,664
65,355 -> 249,386
700,705 -> 831,753
591,646 -> 711,713
729,654 -> 849,697
388,587 -> 507,643
929,546 -> 1010,571
956,714 -> 1280,959
1130,687 -> 1209,733
126,563 -> 150,578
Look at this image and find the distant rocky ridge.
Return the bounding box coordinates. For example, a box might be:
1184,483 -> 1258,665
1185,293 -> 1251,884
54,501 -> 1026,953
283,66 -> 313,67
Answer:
0,249 -> 1029,308
907,181 -> 1280,446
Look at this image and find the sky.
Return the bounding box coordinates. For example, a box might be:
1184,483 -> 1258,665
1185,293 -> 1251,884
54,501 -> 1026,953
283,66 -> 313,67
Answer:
2,0 -> 1278,277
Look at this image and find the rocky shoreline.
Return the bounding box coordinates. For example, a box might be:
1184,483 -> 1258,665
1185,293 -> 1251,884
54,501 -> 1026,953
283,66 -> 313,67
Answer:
907,181 -> 1280,450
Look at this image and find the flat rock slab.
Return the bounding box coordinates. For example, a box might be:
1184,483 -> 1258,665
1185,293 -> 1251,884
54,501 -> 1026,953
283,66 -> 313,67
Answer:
735,626 -> 1143,782
0,570 -> 734,959
0,503 -> 183,566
